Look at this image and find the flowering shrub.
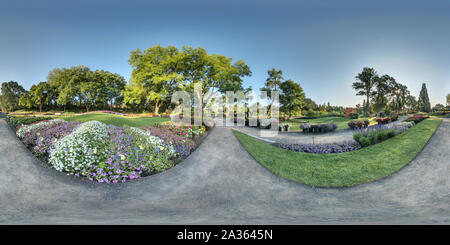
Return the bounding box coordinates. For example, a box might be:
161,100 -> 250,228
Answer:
141,125 -> 196,157
49,121 -> 109,172
348,119 -> 369,130
353,124 -> 401,147
375,115 -> 398,124
21,121 -> 81,156
16,119 -> 66,138
158,121 -> 205,138
405,115 -> 429,123
16,118 -> 202,183
279,141 -> 361,154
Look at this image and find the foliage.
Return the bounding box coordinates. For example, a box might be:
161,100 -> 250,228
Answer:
0,81 -> 26,112
353,124 -> 405,147
18,120 -> 81,156
299,123 -> 337,133
47,65 -> 126,112
6,115 -> 49,128
349,113 -> 359,119
125,45 -> 251,114
279,79 -> 305,118
417,83 -> 431,113
347,119 -> 369,130
352,67 -> 376,115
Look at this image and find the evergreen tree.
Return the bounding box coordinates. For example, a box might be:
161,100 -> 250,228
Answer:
417,83 -> 431,113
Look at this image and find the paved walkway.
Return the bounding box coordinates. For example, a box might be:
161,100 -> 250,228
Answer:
233,116 -> 409,144
0,118 -> 449,224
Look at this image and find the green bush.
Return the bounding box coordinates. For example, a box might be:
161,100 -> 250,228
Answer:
387,129 -> 396,137
349,113 -> 359,119
378,130 -> 389,141
6,116 -> 49,128
358,137 -> 370,147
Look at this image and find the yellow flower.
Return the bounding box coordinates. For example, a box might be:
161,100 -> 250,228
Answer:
54,138 -> 57,143
159,146 -> 164,151
93,148 -> 97,154
120,155 -> 125,160
139,145 -> 143,150
69,148 -> 73,153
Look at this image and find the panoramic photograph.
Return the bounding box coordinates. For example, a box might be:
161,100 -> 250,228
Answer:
0,0 -> 449,235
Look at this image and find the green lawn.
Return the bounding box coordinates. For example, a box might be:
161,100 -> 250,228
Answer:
234,118 -> 441,187
58,113 -> 170,127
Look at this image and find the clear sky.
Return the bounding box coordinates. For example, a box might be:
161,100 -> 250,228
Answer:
1,0 -> 449,107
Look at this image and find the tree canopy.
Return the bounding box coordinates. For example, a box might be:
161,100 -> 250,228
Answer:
0,81 -> 25,112
125,45 -> 251,114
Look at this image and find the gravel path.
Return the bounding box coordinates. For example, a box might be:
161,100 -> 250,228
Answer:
0,118 -> 449,224
233,116 -> 409,144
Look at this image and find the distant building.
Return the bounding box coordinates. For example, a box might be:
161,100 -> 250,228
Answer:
345,107 -> 356,118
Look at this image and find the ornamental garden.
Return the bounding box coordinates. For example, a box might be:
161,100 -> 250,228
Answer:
1,45 -> 449,187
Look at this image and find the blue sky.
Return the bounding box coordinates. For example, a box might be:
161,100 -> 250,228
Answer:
1,0 -> 449,107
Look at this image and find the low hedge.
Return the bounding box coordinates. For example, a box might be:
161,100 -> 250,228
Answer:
347,119 -> 369,130
375,115 -> 398,124
6,115 -> 49,128
300,123 -> 337,133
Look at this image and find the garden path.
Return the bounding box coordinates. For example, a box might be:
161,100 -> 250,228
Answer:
232,116 -> 409,144
0,118 -> 449,224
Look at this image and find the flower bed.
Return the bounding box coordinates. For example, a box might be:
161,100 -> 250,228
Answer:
300,123 -> 337,133
347,119 -> 369,130
375,115 -> 399,124
278,141 -> 361,154
12,118 -> 206,184
404,115 -> 429,124
353,124 -> 408,147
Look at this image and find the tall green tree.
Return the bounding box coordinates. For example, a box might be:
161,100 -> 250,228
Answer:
265,68 -> 283,92
125,45 -> 251,114
446,94 -> 450,107
279,79 -> 305,118
0,81 -> 26,112
18,91 -> 34,109
353,67 -> 376,115
372,74 -> 394,111
417,83 -> 431,112
29,81 -> 51,112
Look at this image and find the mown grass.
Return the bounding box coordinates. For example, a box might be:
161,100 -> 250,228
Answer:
57,113 -> 170,127
234,118 -> 441,187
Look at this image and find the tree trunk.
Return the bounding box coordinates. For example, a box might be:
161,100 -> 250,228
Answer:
366,95 -> 370,115
155,101 -> 162,116
39,104 -> 42,113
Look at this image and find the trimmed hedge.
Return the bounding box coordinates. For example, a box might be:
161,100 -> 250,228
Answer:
300,123 -> 337,133
347,119 -> 369,130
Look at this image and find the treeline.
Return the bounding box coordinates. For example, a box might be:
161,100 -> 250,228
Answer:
260,68 -> 345,119
0,45 -> 253,114
352,67 -> 442,115
0,66 -> 126,112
